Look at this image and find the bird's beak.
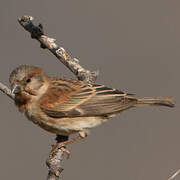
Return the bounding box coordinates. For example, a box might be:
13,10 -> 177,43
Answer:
11,84 -> 21,94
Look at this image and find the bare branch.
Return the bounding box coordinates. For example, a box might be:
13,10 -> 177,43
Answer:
18,15 -> 99,84
168,169 -> 180,180
46,150 -> 64,180
0,82 -> 14,100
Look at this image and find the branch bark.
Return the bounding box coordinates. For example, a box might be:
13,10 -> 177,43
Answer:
0,82 -> 14,100
46,149 -> 64,180
0,15 -> 98,180
18,15 -> 98,84
168,169 -> 180,180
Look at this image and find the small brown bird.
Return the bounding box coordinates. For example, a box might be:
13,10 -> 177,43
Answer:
9,65 -> 175,149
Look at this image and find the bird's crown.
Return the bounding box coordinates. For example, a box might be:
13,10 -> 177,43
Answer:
9,65 -> 43,84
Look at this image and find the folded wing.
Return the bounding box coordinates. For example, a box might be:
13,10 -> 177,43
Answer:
40,80 -> 137,118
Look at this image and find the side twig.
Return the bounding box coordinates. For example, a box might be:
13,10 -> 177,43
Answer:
0,82 -> 14,100
168,169 -> 180,180
18,15 -> 98,84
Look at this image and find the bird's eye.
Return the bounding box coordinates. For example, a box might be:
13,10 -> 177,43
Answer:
26,78 -> 31,83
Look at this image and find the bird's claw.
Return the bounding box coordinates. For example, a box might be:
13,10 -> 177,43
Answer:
50,143 -> 70,159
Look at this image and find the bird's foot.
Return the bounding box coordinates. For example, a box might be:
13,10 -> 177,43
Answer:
50,143 -> 70,159
50,131 -> 88,159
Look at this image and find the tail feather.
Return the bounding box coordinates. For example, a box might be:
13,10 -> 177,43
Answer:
137,97 -> 175,108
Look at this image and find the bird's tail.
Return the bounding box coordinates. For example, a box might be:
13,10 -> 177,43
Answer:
136,97 -> 175,108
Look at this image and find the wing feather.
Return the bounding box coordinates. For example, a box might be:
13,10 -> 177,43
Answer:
40,80 -> 137,118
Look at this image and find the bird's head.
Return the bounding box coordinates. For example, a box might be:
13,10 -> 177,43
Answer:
9,65 -> 48,97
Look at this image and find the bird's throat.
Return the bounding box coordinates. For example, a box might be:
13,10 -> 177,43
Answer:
15,93 -> 31,112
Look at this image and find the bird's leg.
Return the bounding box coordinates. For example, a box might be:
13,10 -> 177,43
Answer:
55,134 -> 69,142
50,131 -> 88,158
50,135 -> 70,158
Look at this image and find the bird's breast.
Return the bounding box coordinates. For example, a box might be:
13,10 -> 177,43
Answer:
24,102 -> 68,134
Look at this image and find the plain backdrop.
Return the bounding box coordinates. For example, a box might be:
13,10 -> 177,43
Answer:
0,1 -> 179,180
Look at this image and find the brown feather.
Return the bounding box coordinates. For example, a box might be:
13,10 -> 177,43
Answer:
40,82 -> 137,118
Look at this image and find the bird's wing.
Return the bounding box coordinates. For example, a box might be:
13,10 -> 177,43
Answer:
40,79 -> 137,118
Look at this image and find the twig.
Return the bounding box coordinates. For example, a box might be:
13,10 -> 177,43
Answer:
0,82 -> 14,100
18,15 -> 98,84
168,169 -> 180,180
46,149 -> 64,180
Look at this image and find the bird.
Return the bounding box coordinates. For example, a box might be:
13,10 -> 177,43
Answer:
9,65 -> 175,154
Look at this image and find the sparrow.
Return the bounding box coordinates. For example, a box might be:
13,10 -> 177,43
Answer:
9,65 -> 175,150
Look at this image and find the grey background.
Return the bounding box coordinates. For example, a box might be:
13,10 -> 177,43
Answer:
0,0 -> 179,179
